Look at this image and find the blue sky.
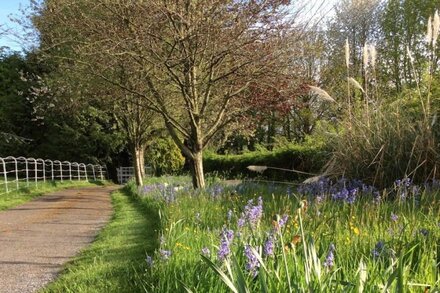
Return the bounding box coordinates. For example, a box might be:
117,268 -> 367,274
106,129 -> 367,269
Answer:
0,0 -> 32,51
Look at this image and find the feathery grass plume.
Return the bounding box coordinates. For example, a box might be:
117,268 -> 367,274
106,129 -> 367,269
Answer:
247,165 -> 268,174
369,45 -> 377,69
433,11 -> 440,46
406,46 -> 415,64
309,86 -> 336,102
348,78 -> 365,93
363,44 -> 369,69
426,16 -> 433,44
345,38 -> 350,68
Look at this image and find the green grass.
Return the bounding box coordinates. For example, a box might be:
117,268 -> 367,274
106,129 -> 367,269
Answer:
137,177 -> 440,292
0,180 -> 105,211
41,186 -> 160,293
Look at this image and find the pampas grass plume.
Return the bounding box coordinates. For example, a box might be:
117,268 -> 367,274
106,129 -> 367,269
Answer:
369,45 -> 377,69
348,77 -> 365,93
363,44 -> 369,69
309,85 -> 336,102
433,10 -> 440,46
345,38 -> 350,68
427,16 -> 433,44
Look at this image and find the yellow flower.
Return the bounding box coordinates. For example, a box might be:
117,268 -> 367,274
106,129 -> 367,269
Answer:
352,227 -> 360,235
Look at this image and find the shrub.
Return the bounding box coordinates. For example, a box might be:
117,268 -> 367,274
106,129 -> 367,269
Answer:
145,137 -> 185,176
203,144 -> 328,181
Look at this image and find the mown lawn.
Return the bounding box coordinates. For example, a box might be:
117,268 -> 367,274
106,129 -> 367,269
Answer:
42,187 -> 159,293
0,180 -> 104,211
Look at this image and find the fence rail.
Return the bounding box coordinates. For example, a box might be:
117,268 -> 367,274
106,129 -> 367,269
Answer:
0,156 -> 107,195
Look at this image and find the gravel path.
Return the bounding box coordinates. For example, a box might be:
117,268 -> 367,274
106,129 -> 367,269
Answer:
0,185 -> 118,293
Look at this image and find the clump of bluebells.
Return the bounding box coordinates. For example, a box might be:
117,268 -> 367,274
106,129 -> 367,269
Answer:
138,183 -> 189,203
238,197 -> 263,229
298,177 -> 378,204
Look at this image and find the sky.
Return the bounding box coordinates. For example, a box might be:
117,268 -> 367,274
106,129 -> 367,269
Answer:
0,0 -> 31,51
0,0 -> 338,52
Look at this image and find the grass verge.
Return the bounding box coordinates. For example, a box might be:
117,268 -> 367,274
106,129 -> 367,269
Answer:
41,186 -> 159,293
0,180 -> 105,211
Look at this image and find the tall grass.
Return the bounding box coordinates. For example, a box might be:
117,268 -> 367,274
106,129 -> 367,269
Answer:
326,12 -> 440,187
135,177 -> 440,292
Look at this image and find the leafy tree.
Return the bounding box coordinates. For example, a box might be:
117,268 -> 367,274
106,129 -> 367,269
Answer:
32,0 -> 298,188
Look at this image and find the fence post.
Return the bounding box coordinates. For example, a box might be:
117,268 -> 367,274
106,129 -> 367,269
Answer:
46,160 -> 54,181
37,159 -> 45,183
1,158 -> 8,193
92,165 -> 96,181
28,158 -> 37,187
82,164 -> 88,181
54,161 -> 63,182
99,165 -> 103,180
7,157 -> 19,190
64,161 -> 72,181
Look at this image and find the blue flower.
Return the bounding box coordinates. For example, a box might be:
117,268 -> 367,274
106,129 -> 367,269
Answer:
372,241 -> 385,258
263,234 -> 275,257
244,245 -> 259,276
146,255 -> 154,267
201,247 -> 210,257
218,228 -> 234,262
390,213 -> 398,222
419,228 -> 429,237
159,249 -> 172,260
323,244 -> 335,268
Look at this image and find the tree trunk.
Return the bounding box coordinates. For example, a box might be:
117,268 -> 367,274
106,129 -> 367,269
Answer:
190,151 -> 205,189
132,144 -> 144,186
139,146 -> 145,178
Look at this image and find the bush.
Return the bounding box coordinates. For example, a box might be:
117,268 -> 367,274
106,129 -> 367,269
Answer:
203,144 -> 328,181
145,137 -> 185,176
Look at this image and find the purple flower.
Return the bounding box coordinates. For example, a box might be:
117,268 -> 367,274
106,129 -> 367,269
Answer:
419,228 -> 429,237
323,244 -> 335,268
278,214 -> 289,228
218,229 -> 234,262
239,197 -> 264,229
372,241 -> 385,258
263,234 -> 275,257
237,217 -> 245,228
390,213 -> 398,222
159,249 -> 172,260
201,247 -> 210,257
244,245 -> 259,276
146,255 -> 154,267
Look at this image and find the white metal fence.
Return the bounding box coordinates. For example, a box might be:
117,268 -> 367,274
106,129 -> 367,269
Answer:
117,166 -> 153,184
0,156 -> 107,195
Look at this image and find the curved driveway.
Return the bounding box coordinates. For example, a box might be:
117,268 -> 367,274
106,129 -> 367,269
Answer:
0,185 -> 118,293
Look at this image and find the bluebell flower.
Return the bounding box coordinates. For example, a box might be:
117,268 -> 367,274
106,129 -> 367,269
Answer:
419,228 -> 429,237
323,244 -> 335,268
201,247 -> 210,257
263,234 -> 275,257
146,255 -> 154,267
372,241 -> 385,258
218,228 -> 234,262
390,213 -> 398,222
159,249 -> 172,260
244,245 -> 259,277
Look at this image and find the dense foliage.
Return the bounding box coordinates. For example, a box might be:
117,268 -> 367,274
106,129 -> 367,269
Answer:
204,144 -> 327,181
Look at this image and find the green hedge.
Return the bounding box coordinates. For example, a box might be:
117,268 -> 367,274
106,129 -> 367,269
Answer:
203,145 -> 328,181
